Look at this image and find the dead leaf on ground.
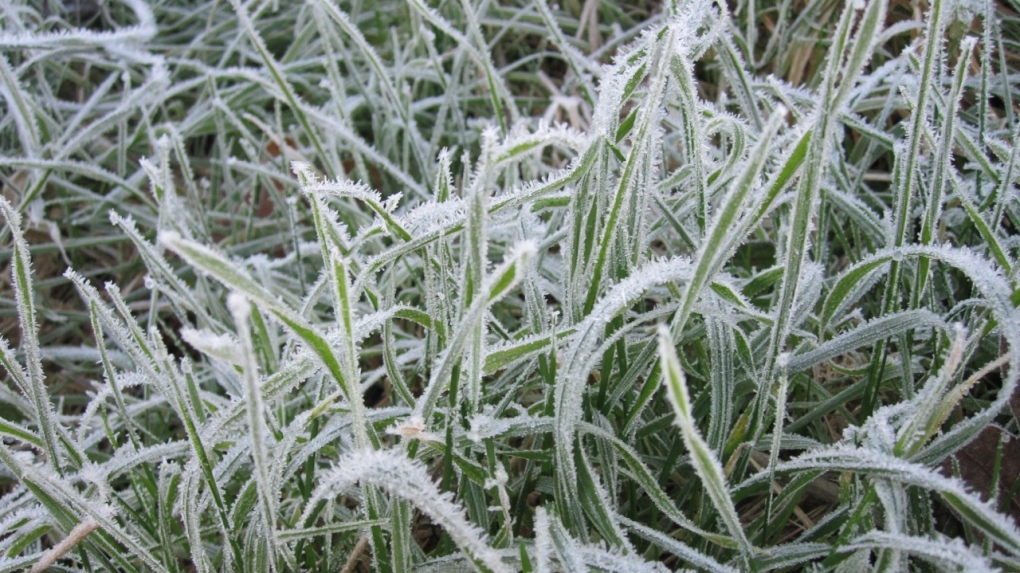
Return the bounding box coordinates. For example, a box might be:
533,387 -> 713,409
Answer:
1005,337 -> 1019,424
941,424 -> 1020,526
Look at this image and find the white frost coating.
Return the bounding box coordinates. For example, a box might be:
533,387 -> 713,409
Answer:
872,479 -> 909,541
158,229 -> 182,249
201,352 -> 317,442
585,3 -> 716,139
229,290 -> 280,556
0,0 -> 156,53
494,123 -> 592,164
656,324 -> 753,556
304,449 -> 512,573
176,462 -> 212,573
0,54 -> 41,157
270,410 -> 313,500
844,530 -> 995,570
619,516 -> 741,573
1,197 -> 64,469
385,415 -> 439,442
576,546 -> 670,573
0,445 -> 164,571
399,196 -> 466,235
588,33 -> 650,137
894,325 -> 969,454
77,461 -> 111,502
300,174 -> 385,205
159,230 -> 303,339
412,241 -> 537,422
465,410 -> 546,444
737,444 -> 1020,553
486,463 -> 513,542
278,416 -> 356,479
99,440 -> 190,481
828,243 -> 1020,465
181,328 -> 243,366
226,293 -> 249,323
553,257 -> 692,510
492,240 -> 538,282
290,161 -> 313,180
532,508 -> 554,573
352,304 -> 419,341
787,309 -> 947,374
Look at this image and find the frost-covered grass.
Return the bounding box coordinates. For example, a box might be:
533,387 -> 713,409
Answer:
2,0 -> 1020,571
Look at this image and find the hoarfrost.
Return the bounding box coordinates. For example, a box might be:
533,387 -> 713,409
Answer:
181,328 -> 243,366
305,449 -> 512,573
386,415 -> 439,443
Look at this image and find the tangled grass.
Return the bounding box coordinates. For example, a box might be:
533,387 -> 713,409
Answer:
2,0 -> 1020,570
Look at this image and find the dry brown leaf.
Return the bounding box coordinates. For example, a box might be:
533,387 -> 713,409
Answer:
941,425 -> 1020,526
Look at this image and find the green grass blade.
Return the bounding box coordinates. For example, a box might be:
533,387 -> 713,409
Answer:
0,197 -> 62,471
656,325 -> 754,562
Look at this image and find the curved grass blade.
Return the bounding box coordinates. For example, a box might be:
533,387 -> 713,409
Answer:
656,325 -> 755,563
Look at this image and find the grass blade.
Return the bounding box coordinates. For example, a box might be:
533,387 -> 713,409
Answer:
656,325 -> 754,563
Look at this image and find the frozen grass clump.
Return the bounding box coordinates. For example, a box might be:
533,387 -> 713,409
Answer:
2,0 -> 1020,570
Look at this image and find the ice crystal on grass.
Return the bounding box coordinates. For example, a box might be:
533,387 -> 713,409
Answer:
2,0 -> 1020,570
181,328 -> 243,366
307,449 -> 511,573
0,0 -> 156,52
